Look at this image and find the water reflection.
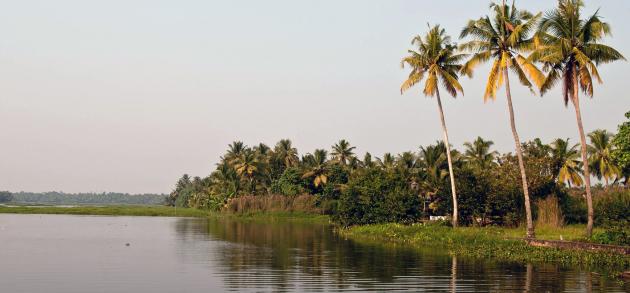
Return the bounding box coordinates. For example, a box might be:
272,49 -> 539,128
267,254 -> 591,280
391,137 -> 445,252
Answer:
174,218 -> 629,292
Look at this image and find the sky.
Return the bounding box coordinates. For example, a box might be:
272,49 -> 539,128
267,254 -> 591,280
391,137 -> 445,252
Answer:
1,0 -> 629,194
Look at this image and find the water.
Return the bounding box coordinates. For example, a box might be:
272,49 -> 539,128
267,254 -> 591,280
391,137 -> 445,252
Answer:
0,214 -> 627,292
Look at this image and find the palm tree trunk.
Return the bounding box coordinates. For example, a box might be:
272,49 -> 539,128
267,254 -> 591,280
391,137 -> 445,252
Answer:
572,70 -> 594,237
435,88 -> 458,227
503,68 -> 535,238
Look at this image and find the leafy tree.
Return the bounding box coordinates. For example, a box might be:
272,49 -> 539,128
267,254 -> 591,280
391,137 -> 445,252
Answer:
401,25 -> 465,227
336,168 -> 421,226
532,0 -> 625,237
588,129 -> 621,186
612,111 -> 630,186
460,0 -> 544,238
271,167 -> 306,196
0,191 -> 13,203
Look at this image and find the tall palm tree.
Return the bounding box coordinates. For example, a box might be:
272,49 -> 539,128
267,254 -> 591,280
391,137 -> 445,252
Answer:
210,162 -> 240,198
274,139 -> 299,168
463,137 -> 499,170
331,139 -> 356,166
550,138 -> 583,187
377,153 -> 396,172
588,130 -> 621,186
225,141 -> 247,165
401,25 -> 465,227
418,143 -> 450,215
362,152 -> 377,168
459,1 -> 543,238
532,0 -> 625,236
302,149 -> 329,187
233,149 -> 261,193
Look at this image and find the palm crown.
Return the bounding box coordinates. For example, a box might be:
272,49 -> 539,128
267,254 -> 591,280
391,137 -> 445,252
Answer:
460,1 -> 544,101
531,0 -> 625,103
401,25 -> 466,98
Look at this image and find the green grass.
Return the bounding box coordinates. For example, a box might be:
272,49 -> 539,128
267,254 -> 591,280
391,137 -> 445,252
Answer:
0,205 -> 330,223
339,223 -> 630,274
0,205 -> 211,217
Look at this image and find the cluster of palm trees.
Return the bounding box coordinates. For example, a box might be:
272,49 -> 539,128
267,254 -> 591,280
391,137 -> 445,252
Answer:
401,0 -> 624,237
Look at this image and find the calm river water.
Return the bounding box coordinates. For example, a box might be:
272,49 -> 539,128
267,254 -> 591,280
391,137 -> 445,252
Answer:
0,214 -> 627,292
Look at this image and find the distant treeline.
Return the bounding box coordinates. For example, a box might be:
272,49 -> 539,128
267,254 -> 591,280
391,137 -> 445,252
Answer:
3,191 -> 167,205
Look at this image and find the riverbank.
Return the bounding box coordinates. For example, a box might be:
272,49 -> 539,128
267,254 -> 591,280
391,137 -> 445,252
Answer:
2,205 -> 628,274
339,223 -> 630,274
0,205 -> 329,223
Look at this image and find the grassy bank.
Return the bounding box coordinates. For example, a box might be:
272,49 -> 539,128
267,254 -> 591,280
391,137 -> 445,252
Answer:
0,205 -> 329,223
339,223 -> 630,274
0,205 -> 212,217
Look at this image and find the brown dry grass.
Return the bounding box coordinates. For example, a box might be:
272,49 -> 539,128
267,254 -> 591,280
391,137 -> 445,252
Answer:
222,194 -> 321,214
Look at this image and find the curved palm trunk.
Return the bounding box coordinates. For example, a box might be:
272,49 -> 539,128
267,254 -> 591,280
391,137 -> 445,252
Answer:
503,69 -> 535,238
435,88 -> 458,227
572,70 -> 594,237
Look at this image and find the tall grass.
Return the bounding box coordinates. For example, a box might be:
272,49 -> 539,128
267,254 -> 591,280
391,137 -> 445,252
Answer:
222,194 -> 321,215
536,196 -> 564,228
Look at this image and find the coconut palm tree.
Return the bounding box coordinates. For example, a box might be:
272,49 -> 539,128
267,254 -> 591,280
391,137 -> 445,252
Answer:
362,152 -> 377,168
588,130 -> 621,186
331,139 -> 356,166
274,139 -> 299,168
233,149 -> 261,193
531,0 -> 625,236
401,25 -> 465,227
377,153 -> 396,172
418,143 -> 450,216
549,138 -> 583,187
459,1 -> 543,238
463,137 -> 499,170
302,149 -> 329,187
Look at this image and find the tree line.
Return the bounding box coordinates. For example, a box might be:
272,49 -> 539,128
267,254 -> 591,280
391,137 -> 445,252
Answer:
169,113 -> 629,227
170,0 -> 627,238
3,192 -> 167,205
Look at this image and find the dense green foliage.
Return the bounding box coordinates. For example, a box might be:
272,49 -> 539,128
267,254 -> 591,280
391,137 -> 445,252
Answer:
0,191 -> 13,203
612,111 -> 630,186
336,168 -> 420,226
8,192 -> 166,205
171,117 -> 628,229
341,224 -> 629,272
168,1 -> 627,239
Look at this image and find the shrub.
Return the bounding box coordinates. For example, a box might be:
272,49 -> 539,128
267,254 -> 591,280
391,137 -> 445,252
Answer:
559,193 -> 587,224
271,167 -> 306,196
594,190 -> 630,226
334,168 -> 421,226
591,225 -> 630,246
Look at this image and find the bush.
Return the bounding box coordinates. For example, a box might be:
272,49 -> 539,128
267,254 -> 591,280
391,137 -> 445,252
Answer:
334,168 -> 421,226
591,225 -> 630,246
271,167 -> 306,196
559,193 -> 587,224
594,190 -> 630,226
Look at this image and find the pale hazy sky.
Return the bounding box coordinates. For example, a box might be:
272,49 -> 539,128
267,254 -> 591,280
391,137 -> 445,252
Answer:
1,0 -> 628,194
